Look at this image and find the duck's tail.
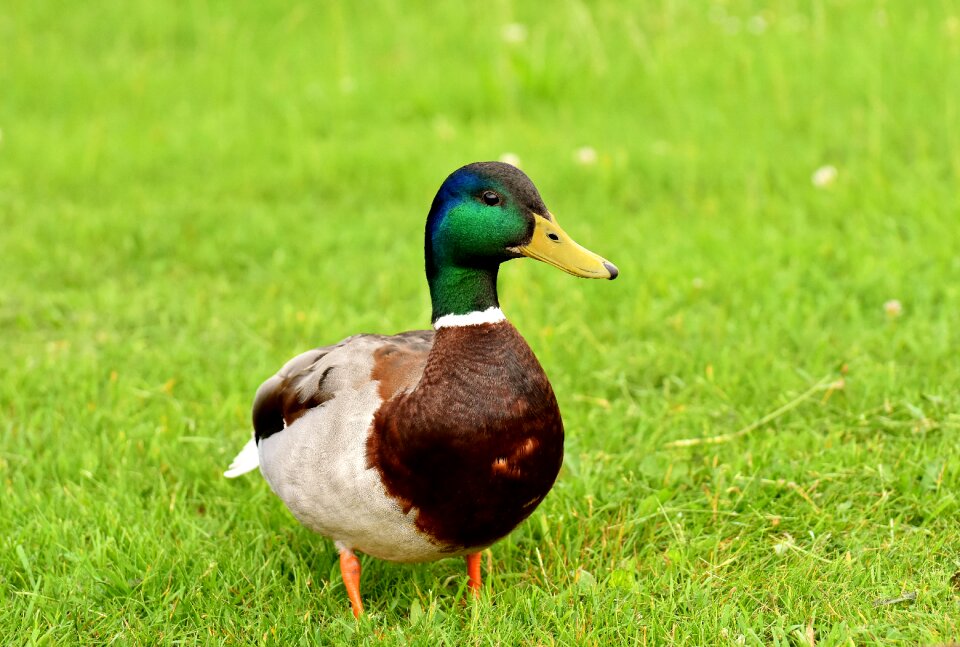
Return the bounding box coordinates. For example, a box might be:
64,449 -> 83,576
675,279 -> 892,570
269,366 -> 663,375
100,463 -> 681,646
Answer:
224,437 -> 259,478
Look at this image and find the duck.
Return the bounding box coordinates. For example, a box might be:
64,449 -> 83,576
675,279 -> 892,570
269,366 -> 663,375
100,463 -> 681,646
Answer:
225,161 -> 618,617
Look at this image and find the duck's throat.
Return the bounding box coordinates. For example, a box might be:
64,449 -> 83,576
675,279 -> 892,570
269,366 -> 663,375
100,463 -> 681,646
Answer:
427,265 -> 500,324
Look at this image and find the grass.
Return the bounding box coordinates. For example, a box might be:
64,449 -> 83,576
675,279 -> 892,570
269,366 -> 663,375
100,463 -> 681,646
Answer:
2,0 -> 959,644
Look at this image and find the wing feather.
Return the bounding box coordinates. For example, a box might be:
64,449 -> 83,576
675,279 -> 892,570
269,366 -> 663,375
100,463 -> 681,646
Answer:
251,331 -> 434,444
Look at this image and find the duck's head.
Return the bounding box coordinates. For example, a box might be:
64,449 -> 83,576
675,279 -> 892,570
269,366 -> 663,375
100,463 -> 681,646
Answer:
425,162 -> 618,322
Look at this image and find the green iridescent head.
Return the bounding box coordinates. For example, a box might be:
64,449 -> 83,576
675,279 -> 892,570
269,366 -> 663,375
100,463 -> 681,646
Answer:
425,162 -> 617,322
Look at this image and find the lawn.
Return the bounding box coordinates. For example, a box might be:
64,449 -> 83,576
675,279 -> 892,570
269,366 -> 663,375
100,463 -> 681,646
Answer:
2,0 -> 959,644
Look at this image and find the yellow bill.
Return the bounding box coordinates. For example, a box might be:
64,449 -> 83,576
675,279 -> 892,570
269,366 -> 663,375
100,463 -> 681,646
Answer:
512,213 -> 618,280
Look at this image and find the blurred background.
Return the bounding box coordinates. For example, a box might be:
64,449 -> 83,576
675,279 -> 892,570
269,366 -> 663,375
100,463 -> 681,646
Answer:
2,1 -> 958,642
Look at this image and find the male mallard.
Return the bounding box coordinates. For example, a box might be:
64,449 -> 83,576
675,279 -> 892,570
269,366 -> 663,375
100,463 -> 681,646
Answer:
225,162 -> 617,617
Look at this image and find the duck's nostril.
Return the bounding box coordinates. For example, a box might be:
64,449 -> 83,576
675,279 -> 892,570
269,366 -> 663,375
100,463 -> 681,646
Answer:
547,233 -> 560,241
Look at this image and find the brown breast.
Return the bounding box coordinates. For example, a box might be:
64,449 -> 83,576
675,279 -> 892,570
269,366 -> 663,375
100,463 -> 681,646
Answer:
368,321 -> 564,551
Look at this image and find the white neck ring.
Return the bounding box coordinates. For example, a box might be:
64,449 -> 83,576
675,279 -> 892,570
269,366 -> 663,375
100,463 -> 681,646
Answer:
433,307 -> 506,329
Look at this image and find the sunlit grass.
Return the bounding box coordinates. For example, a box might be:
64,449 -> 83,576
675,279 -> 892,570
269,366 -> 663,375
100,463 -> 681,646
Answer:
2,1 -> 959,644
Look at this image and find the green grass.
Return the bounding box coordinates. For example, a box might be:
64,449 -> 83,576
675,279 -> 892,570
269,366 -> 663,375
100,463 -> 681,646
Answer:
2,0 -> 959,644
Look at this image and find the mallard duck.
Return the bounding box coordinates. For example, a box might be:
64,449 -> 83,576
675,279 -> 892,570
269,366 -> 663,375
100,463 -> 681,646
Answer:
225,161 -> 617,617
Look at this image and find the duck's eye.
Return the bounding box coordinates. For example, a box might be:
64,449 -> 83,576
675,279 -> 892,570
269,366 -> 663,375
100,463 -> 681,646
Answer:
481,191 -> 501,206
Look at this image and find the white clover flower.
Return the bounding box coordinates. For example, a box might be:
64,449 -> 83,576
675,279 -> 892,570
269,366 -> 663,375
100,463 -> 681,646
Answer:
773,540 -> 791,555
884,299 -> 903,317
811,164 -> 838,188
501,23 -> 527,44
499,152 -> 521,167
574,146 -> 598,165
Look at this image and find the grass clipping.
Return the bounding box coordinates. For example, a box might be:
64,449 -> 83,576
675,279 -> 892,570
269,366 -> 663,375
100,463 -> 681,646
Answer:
665,374 -> 845,448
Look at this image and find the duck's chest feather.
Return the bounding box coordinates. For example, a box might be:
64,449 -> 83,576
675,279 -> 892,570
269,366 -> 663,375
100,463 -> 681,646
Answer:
368,321 -> 563,550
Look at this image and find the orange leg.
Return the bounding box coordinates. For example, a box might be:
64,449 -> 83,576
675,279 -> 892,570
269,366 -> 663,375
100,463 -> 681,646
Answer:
339,549 -> 364,618
466,552 -> 482,597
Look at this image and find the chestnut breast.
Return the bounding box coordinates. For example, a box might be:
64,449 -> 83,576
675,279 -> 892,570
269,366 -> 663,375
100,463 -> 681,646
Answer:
368,321 -> 564,550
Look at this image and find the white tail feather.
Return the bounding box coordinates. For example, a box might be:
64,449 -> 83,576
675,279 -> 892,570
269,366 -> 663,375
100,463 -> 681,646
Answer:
224,438 -> 259,478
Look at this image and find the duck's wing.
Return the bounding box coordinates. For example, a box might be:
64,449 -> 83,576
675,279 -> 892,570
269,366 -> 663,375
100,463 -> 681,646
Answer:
224,330 -> 434,478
